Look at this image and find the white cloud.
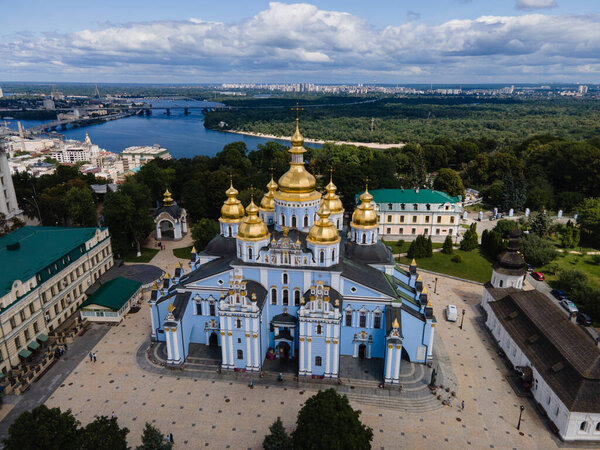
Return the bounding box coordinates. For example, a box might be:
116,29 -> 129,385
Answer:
0,2 -> 598,82
516,0 -> 557,11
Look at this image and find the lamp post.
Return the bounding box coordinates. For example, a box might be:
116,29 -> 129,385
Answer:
517,405 -> 525,430
434,277 -> 438,294
459,309 -> 466,330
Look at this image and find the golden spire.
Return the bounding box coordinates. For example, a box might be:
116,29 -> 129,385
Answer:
421,285 -> 428,295
291,103 -> 304,147
260,168 -> 278,212
164,271 -> 170,279
410,258 -> 417,266
321,167 -> 344,214
163,189 -> 174,207
350,179 -> 378,229
167,302 -> 175,313
220,176 -> 245,222
176,261 -> 181,268
191,246 -> 196,254
392,317 -> 400,329
238,186 -> 269,241
417,274 -> 423,281
307,204 -> 340,245
152,282 -> 158,290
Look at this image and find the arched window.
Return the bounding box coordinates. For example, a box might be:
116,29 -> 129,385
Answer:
315,356 -> 322,366
280,214 -> 285,227
596,422 -> 600,432
316,324 -> 322,334
320,251 -> 324,263
291,216 -> 297,228
209,303 -> 216,316
248,247 -> 253,260
359,313 -> 366,328
294,290 -> 300,306
303,215 -> 309,227
362,234 -> 366,244
237,349 -> 243,359
337,219 -> 340,228
271,288 -> 277,305
228,225 -> 232,237
282,273 -> 288,285
499,280 -> 503,288
580,421 -> 588,432
236,318 -> 242,328
282,289 -> 289,306
331,249 -> 335,261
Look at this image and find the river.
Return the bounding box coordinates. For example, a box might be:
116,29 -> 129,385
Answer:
2,99 -> 320,158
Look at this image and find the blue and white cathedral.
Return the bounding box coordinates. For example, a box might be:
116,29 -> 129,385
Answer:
149,120 -> 436,384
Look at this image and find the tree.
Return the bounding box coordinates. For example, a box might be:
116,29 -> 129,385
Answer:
66,186 -> 97,227
407,235 -> 431,259
530,212 -> 552,237
79,416 -> 129,450
433,168 -> 465,200
191,218 -> 220,251
481,229 -> 506,258
577,197 -> 600,248
263,417 -> 292,450
442,235 -> 453,254
499,173 -> 526,212
460,223 -> 478,251
3,405 -> 80,450
136,423 -> 172,450
560,221 -> 580,248
425,236 -> 433,257
291,389 -> 373,450
493,219 -> 517,238
520,234 -> 557,266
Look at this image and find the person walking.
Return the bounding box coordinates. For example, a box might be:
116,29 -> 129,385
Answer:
93,352 -> 97,363
89,351 -> 93,362
461,400 -> 465,410
169,432 -> 174,444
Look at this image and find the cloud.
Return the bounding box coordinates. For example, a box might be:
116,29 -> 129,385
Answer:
516,0 -> 557,11
0,2 -> 598,82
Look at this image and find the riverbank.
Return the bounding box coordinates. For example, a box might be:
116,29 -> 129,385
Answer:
223,129 -> 405,149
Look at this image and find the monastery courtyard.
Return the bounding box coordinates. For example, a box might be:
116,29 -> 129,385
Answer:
42,261 -> 581,449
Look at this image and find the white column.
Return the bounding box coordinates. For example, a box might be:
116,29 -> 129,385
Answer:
172,329 -> 180,363
149,305 -> 155,338
245,318 -> 252,370
393,345 -> 402,382
165,327 -> 173,362
156,224 -> 162,239
299,323 -> 306,374
332,336 -> 339,376
227,317 -> 234,367
385,344 -> 393,381
353,340 -> 358,358
368,340 -> 372,359
220,315 -> 227,367
253,318 -> 260,369
325,324 -> 331,376
307,324 -> 312,374
428,326 -> 435,359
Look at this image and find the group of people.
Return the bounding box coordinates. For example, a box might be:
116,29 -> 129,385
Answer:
88,351 -> 97,362
54,345 -> 68,359
156,241 -> 166,250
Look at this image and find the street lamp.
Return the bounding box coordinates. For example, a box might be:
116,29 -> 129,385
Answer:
517,405 -> 525,430
459,309 -> 466,330
434,277 -> 438,294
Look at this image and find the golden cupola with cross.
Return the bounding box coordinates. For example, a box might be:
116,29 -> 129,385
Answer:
350,181 -> 380,245
260,174 -> 278,212
237,193 -> 269,241
320,169 -> 344,230
220,178 -> 245,222
307,204 -> 340,245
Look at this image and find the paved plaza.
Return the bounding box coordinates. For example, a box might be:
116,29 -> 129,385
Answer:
37,270 -> 586,449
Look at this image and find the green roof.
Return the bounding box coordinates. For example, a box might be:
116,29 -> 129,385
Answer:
0,226 -> 106,298
366,189 -> 460,205
79,277 -> 141,311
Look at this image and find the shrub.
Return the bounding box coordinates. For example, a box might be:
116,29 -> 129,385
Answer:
520,234 -> 557,266
591,254 -> 600,266
460,223 -> 478,251
442,235 -> 454,254
451,254 -> 463,263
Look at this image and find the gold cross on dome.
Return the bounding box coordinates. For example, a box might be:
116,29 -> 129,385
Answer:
365,177 -> 370,190
291,102 -> 303,120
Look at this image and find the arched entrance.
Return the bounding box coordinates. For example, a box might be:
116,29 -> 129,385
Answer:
209,332 -> 219,347
278,342 -> 290,360
157,219 -> 175,239
358,343 -> 367,359
401,347 -> 411,362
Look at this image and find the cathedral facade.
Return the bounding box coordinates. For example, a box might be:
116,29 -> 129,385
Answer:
149,121 -> 435,384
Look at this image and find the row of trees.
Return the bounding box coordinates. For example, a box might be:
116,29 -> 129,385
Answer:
3,405 -> 172,450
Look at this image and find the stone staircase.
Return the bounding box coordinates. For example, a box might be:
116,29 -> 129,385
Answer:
345,391 -> 442,412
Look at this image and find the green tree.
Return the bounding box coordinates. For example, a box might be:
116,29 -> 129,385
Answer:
426,236 -> 433,257
530,212 -> 552,237
520,234 -> 557,266
560,221 -> 580,248
66,186 -> 97,227
291,389 -> 373,450
191,218 -> 220,251
442,235 -> 454,254
3,405 -> 80,450
79,416 -> 129,450
136,423 -> 172,450
499,173 -> 526,212
263,417 -> 292,450
460,223 -> 479,251
493,219 -> 517,238
577,197 -> 600,248
433,168 -> 465,200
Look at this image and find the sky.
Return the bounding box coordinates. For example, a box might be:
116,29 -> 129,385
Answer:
1,0 -> 599,84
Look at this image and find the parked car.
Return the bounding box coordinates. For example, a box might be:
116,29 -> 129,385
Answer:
526,264 -> 534,273
446,304 -> 458,322
551,289 -> 568,300
560,299 -> 579,314
576,312 -> 593,326
531,272 -> 545,281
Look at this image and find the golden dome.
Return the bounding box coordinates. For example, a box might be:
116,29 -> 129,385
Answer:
275,119 -> 320,202
163,189 -> 174,207
219,179 -> 245,222
307,204 -> 340,245
321,170 -> 344,214
260,175 -> 278,212
351,186 -> 378,229
238,197 -> 269,241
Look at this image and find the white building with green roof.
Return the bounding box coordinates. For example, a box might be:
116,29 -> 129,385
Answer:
0,226 -> 113,374
79,277 -> 142,322
367,188 -> 462,239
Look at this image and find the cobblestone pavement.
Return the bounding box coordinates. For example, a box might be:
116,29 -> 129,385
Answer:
42,270 -> 589,449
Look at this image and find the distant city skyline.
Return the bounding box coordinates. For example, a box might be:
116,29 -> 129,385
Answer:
1,1 -> 599,84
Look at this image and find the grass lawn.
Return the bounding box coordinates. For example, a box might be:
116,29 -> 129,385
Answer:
173,245 -> 193,260
122,247 -> 159,263
383,240 -> 444,254
464,203 -> 489,213
396,248 -> 493,283
538,252 -> 600,289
